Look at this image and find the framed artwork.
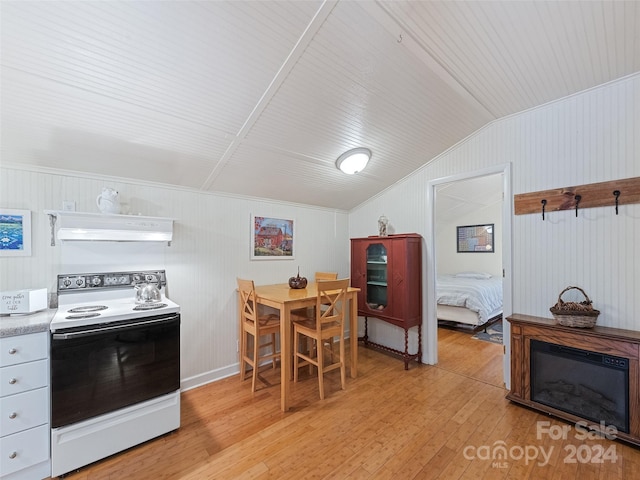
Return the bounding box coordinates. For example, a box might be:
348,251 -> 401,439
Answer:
0,209 -> 32,257
251,215 -> 294,260
457,223 -> 494,253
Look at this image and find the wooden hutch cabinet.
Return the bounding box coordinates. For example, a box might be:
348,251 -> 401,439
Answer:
350,233 -> 422,369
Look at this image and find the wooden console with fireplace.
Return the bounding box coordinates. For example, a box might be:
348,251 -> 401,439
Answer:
507,313 -> 640,446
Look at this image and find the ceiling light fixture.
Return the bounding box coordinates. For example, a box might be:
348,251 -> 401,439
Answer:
336,147 -> 371,174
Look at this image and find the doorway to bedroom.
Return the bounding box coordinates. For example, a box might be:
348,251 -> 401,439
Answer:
425,164 -> 512,388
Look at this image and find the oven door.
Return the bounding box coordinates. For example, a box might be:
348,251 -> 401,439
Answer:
51,313 -> 180,428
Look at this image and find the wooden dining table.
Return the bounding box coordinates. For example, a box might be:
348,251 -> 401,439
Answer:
251,282 -> 360,411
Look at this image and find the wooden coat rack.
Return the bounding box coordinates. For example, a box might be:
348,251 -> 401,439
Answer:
514,177 -> 640,218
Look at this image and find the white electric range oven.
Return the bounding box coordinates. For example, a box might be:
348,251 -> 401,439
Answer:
50,270 -> 180,477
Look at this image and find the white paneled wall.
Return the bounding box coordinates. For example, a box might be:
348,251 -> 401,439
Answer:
0,168 -> 349,389
436,199 -> 502,277
350,74 -> 640,362
2,73 -> 637,388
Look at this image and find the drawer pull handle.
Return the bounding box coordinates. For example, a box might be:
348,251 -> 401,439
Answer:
9,451 -> 17,459
8,348 -> 17,355
9,412 -> 17,419
8,378 -> 17,385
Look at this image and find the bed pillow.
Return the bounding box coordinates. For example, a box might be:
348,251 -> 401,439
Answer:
454,272 -> 492,279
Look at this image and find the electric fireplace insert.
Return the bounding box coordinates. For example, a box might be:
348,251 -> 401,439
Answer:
530,339 -> 629,433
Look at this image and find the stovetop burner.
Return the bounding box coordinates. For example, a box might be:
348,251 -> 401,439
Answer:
133,303 -> 168,311
68,305 -> 109,313
65,313 -> 102,320
51,270 -> 180,332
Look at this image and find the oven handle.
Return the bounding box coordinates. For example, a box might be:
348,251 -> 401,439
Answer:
52,314 -> 180,339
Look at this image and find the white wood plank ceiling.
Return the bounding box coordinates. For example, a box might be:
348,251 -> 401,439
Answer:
1,1 -> 638,210
436,174 -> 503,221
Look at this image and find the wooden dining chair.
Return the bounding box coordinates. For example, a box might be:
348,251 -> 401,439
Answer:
237,278 -> 281,393
315,271 -> 338,282
314,272 -> 339,357
291,272 -> 338,318
291,272 -> 339,360
292,279 -> 349,400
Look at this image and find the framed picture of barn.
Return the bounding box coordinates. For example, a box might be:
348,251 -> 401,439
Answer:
251,215 -> 295,260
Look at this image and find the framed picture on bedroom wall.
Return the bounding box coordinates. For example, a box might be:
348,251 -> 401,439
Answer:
457,224 -> 494,253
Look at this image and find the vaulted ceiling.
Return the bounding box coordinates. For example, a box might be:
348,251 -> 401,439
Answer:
1,1 -> 638,210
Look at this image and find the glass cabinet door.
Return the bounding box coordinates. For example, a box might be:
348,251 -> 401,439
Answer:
366,243 -> 387,311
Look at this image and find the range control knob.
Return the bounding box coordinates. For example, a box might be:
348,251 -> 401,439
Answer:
62,278 -> 72,287
91,276 -> 101,286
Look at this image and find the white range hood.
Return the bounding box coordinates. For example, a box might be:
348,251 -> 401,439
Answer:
45,211 -> 174,245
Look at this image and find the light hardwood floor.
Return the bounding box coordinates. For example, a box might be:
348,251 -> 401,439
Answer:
55,328 -> 640,479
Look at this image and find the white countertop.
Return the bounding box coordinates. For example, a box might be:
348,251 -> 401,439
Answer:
0,309 -> 55,337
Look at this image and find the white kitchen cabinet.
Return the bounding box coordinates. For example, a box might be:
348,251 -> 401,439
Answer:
0,332 -> 50,480
0,359 -> 47,397
0,333 -> 47,366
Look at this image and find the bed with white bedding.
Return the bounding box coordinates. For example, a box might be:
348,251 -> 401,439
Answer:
436,272 -> 503,327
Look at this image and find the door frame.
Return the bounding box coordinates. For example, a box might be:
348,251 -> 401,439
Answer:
423,163 -> 513,388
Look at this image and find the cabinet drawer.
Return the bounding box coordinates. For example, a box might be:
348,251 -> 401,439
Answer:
0,332 -> 48,367
0,424 -> 49,477
0,359 -> 48,397
0,387 -> 49,437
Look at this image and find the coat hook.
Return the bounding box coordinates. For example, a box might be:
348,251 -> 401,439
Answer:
613,190 -> 621,215
574,194 -> 581,217
541,199 -> 547,220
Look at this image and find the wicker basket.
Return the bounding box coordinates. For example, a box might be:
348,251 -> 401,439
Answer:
549,286 -> 600,328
